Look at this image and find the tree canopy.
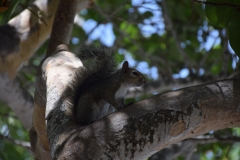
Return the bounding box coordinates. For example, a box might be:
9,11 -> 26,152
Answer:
0,0 -> 239,159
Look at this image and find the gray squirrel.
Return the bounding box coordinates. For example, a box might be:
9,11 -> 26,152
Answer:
70,45 -> 146,125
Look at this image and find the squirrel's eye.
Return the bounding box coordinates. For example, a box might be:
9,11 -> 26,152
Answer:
132,71 -> 138,76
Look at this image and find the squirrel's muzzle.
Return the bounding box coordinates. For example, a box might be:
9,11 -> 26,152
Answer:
137,78 -> 146,86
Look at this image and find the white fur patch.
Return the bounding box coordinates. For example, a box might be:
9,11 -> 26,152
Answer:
97,100 -> 109,117
115,84 -> 128,99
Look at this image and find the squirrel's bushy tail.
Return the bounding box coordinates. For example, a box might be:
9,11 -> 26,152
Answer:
67,45 -> 117,117
77,44 -> 117,81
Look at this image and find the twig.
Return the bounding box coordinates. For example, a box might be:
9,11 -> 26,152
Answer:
19,4 -> 48,26
199,36 -> 218,67
27,7 -> 48,27
221,29 -> 230,77
226,143 -> 233,158
161,0 -> 192,67
93,4 -> 147,56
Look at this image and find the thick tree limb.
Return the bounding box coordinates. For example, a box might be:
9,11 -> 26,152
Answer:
0,0 -> 92,77
0,74 -> 33,130
39,49 -> 240,159
46,0 -> 80,55
56,79 -> 240,159
30,0 -> 93,159
0,0 -> 59,78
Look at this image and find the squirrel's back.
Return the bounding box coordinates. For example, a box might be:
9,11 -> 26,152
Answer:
77,44 -> 117,81
71,45 -> 118,113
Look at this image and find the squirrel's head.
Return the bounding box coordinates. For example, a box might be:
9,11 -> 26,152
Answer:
120,61 -> 146,87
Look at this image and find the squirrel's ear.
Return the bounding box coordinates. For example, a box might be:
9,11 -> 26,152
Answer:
121,61 -> 129,74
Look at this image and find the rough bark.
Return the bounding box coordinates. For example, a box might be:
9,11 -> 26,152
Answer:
39,48 -> 240,159
30,0 -> 93,159
46,0 -> 79,55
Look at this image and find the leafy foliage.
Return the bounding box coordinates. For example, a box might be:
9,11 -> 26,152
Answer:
0,102 -> 33,160
205,0 -> 240,56
0,0 -> 33,25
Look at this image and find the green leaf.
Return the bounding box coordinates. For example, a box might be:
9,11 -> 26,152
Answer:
228,14 -> 240,56
0,0 -> 20,24
211,63 -> 222,74
115,53 -> 124,63
205,0 -> 238,28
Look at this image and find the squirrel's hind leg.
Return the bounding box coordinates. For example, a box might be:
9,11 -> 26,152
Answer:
76,94 -> 100,125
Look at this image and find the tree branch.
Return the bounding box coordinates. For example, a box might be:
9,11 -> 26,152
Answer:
46,0 -> 79,55
0,0 -> 60,78
31,0 -> 93,159
93,4 -> 147,57
56,78 -> 240,159
0,74 -> 33,130
40,48 -> 240,159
